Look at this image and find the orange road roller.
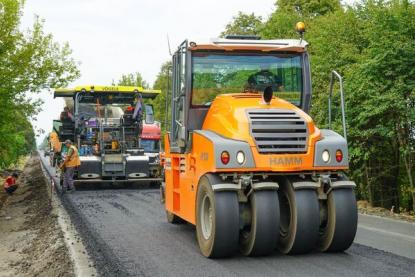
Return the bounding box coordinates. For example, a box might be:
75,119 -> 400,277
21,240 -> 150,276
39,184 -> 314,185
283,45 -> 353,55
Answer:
161,24 -> 357,258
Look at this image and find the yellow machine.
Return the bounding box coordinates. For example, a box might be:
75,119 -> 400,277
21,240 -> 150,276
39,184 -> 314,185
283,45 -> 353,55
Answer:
53,85 -> 162,184
162,24 -> 357,258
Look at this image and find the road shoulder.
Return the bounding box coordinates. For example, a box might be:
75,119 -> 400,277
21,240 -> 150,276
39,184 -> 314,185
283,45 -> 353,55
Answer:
0,156 -> 74,277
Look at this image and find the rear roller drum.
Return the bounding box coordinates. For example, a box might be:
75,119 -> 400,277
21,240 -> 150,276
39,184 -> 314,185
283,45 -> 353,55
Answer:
196,175 -> 239,258
240,190 -> 280,256
278,178 -> 320,254
319,188 -> 357,252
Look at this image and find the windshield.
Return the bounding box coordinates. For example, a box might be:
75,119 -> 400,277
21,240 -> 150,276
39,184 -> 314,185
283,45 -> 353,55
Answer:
77,103 -> 126,119
141,139 -> 159,153
192,52 -> 303,106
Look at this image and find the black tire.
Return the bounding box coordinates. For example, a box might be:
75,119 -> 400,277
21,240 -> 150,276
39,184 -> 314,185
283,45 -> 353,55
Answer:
196,175 -> 239,258
318,188 -> 357,252
240,190 -> 280,256
166,210 -> 185,224
278,177 -> 320,254
160,182 -> 166,204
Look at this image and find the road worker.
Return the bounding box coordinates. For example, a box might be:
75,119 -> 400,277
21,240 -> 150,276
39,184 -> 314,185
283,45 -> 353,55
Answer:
60,106 -> 74,122
60,140 -> 80,192
3,173 -> 19,195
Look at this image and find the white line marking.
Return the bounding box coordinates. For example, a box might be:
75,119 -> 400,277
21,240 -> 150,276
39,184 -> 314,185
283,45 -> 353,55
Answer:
358,224 -> 415,242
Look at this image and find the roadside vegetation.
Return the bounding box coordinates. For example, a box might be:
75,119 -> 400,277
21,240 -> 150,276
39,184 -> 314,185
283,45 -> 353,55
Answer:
0,0 -> 79,168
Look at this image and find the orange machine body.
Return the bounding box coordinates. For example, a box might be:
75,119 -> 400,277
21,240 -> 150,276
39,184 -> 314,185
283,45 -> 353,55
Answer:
164,93 -> 348,225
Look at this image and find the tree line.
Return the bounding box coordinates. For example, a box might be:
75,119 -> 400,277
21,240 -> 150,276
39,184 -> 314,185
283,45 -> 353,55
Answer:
0,0 -> 79,168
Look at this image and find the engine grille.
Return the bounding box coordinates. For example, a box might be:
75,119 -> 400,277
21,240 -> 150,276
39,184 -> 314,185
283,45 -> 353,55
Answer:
247,109 -> 308,154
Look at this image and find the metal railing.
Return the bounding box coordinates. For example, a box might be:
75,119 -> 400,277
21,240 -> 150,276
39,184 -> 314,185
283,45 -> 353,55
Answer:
328,70 -> 347,142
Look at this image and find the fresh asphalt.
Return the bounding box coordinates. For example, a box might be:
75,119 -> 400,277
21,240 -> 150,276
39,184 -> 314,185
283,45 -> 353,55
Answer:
39,153 -> 415,277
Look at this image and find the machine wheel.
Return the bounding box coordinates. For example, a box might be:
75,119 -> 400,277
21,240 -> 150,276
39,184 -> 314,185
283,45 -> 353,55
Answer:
278,177 -> 320,254
318,188 -> 357,252
166,210 -> 185,224
196,175 -> 239,258
240,190 -> 280,256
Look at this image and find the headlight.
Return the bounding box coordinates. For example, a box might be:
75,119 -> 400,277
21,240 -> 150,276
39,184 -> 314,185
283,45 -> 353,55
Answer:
236,151 -> 245,165
322,150 -> 330,163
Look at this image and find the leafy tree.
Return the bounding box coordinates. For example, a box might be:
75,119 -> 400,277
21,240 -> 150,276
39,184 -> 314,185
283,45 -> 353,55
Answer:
114,72 -> 149,88
276,0 -> 341,16
152,62 -> 172,137
0,0 -> 80,167
346,1 -> 415,210
221,12 -> 263,37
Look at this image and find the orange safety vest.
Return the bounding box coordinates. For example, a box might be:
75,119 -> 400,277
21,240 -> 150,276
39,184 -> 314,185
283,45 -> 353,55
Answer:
66,145 -> 81,168
50,131 -> 62,153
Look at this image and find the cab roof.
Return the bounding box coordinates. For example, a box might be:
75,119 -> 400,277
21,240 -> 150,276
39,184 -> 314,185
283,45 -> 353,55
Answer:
188,38 -> 308,52
54,85 -> 161,99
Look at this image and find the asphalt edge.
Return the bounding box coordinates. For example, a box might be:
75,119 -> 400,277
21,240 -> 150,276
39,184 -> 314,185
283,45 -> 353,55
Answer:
38,153 -> 130,277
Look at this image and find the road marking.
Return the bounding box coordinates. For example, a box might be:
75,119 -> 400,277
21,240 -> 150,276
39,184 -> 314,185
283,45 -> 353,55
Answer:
358,224 -> 415,242
359,213 -> 415,226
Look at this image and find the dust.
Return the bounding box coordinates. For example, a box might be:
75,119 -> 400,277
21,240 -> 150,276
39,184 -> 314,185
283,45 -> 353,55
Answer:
0,155 -> 74,277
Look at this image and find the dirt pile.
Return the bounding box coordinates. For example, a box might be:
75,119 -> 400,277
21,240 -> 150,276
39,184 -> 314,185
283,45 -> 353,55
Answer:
0,156 -> 74,277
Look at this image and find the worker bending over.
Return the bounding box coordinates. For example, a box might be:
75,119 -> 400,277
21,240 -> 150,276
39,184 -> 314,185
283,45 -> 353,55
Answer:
3,173 -> 19,195
60,140 -> 80,192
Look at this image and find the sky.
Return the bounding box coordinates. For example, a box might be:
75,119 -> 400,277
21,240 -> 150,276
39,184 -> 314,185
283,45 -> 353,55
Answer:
22,0 -> 276,143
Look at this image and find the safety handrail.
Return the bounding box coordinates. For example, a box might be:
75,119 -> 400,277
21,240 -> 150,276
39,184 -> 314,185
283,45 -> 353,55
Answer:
328,70 -> 347,142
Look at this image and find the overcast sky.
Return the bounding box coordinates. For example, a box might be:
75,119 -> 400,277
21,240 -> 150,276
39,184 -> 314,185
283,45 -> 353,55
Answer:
22,0 -> 277,143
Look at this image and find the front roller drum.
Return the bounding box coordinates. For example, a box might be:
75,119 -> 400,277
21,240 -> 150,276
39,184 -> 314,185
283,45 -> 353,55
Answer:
319,188 -> 357,252
196,175 -> 239,258
278,177 -> 320,254
240,190 -> 280,256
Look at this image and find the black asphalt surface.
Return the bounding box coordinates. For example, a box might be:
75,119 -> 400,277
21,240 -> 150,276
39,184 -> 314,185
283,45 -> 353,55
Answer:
39,154 -> 415,277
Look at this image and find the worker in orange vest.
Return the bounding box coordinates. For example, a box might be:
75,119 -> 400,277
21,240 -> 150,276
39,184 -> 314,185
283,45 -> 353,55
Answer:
60,140 -> 81,193
3,173 -> 19,195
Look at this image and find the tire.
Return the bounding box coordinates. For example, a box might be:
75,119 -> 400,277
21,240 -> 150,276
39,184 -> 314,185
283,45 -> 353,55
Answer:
196,175 -> 239,258
278,177 -> 320,254
166,210 -> 185,224
160,182 -> 166,204
318,188 -> 357,252
240,190 -> 280,256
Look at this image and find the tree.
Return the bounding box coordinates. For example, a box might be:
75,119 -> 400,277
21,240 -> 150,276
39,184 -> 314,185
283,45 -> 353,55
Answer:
152,62 -> 172,137
346,1 -> 415,211
221,12 -> 263,37
114,72 -> 149,88
0,0 -> 80,167
276,0 -> 341,16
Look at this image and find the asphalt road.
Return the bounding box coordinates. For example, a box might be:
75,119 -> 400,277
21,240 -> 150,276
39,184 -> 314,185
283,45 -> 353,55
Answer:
39,154 -> 415,277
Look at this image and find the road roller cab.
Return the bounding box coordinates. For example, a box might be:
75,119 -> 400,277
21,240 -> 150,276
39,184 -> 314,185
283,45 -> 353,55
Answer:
163,27 -> 357,258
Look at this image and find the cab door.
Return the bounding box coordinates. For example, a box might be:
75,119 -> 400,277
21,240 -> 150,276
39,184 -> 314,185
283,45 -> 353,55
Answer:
170,40 -> 188,153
